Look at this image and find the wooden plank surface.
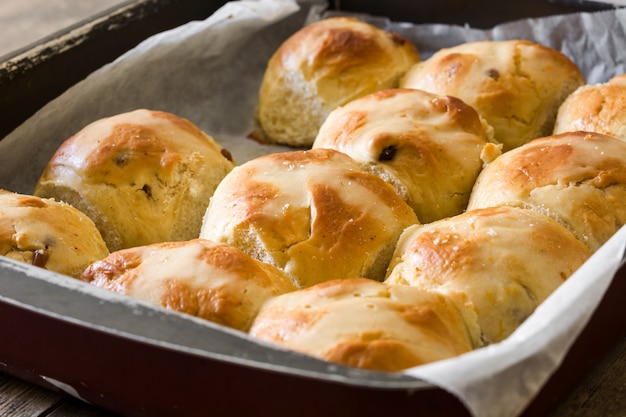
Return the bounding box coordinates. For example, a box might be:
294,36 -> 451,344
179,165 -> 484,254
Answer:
1,1 -> 626,416
0,373 -> 63,415
0,372 -> 116,416
0,0 -> 126,57
550,334 -> 626,416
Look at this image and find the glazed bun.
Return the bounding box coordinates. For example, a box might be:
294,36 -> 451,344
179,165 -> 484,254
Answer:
199,148 -> 418,288
34,109 -> 236,252
249,278 -> 476,372
467,131 -> 626,252
554,73 -> 626,140
80,238 -> 296,331
313,88 -> 499,223
400,40 -> 585,151
0,190 -> 109,278
385,206 -> 591,345
255,16 -> 420,147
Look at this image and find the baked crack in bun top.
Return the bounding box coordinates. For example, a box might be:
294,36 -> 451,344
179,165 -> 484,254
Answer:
249,278 -> 475,372
400,40 -> 585,151
80,239 -> 296,332
467,131 -> 626,252
313,88 -> 499,223
199,148 -> 418,288
385,206 -> 591,345
34,109 -> 236,252
255,16 -> 421,147
554,73 -> 626,140
0,190 -> 109,278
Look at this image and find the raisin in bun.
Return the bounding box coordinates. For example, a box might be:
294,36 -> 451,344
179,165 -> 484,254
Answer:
199,148 -> 418,288
385,206 -> 591,345
80,238 -> 296,331
249,278 -> 476,372
0,190 -> 109,278
554,73 -> 626,140
313,88 -> 499,223
255,16 -> 420,147
468,131 -> 626,252
400,40 -> 585,151
34,109 -> 235,252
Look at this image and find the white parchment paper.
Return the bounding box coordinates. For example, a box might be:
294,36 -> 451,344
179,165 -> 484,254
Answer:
1,1 -> 626,416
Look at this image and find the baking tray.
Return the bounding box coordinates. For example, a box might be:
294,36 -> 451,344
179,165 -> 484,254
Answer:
0,1 -> 624,416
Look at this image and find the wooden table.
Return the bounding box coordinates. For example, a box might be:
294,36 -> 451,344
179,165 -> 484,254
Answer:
2,1 -> 626,416
0,373 -> 116,416
0,0 -> 127,58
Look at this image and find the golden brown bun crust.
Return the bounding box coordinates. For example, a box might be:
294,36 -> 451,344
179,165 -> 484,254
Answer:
80,238 -> 296,331
313,88 -> 497,222
400,40 -> 585,151
467,131 -> 626,252
0,190 -> 109,278
34,109 -> 235,252
554,73 -> 626,139
256,17 -> 421,147
385,206 -> 591,344
200,148 -> 418,288
249,278 -> 474,372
